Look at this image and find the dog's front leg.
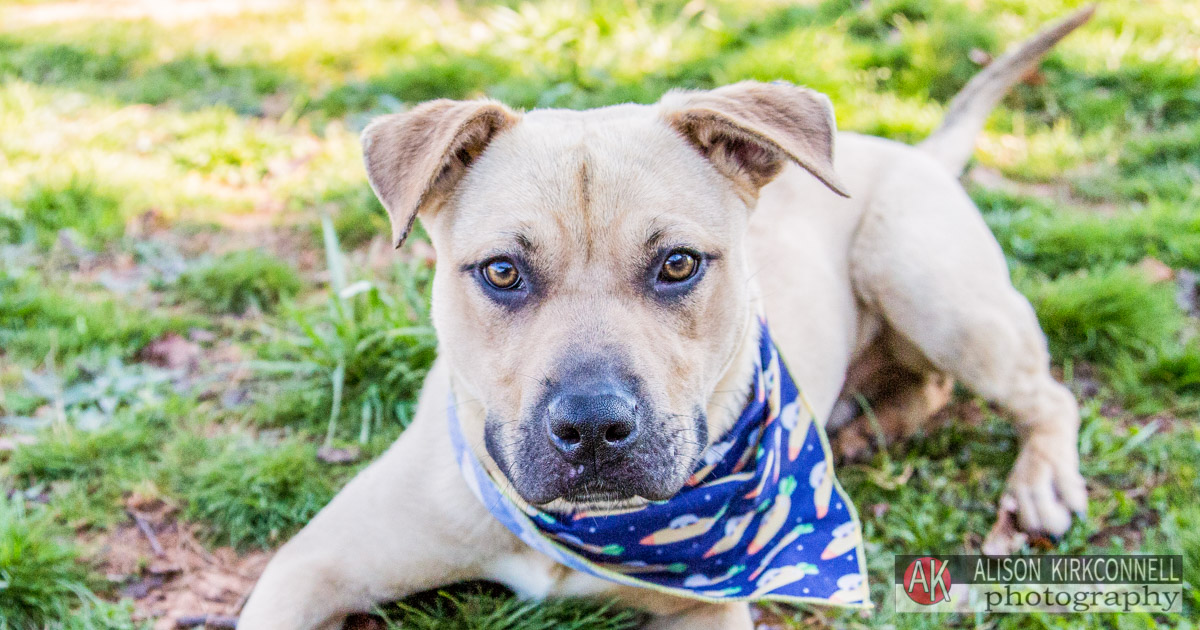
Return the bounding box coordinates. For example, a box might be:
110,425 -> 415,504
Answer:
642,602 -> 754,630
239,366 -> 518,629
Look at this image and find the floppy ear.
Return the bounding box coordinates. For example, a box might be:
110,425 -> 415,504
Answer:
659,81 -> 848,199
361,99 -> 520,248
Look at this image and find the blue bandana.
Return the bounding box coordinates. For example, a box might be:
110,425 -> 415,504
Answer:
448,322 -> 869,607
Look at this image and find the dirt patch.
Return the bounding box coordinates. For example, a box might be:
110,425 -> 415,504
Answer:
91,496 -> 270,629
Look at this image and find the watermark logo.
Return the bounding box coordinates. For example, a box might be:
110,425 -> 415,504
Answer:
902,557 -> 953,605
895,555 -> 1183,614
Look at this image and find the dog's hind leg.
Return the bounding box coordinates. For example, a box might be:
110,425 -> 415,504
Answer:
849,157 -> 1086,537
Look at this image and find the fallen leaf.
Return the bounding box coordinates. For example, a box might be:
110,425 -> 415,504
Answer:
1137,257 -> 1174,283
140,333 -> 202,371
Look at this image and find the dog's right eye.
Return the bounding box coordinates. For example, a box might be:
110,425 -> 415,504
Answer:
482,258 -> 522,290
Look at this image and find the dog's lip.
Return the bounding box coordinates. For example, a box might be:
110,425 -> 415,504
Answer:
540,493 -> 653,515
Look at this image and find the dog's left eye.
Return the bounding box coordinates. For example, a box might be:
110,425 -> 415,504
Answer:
658,250 -> 700,283
482,258 -> 522,290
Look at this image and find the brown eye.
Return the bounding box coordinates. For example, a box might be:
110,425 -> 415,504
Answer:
659,250 -> 700,283
483,258 -> 521,290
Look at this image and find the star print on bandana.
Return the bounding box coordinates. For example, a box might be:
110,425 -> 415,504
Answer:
447,321 -> 870,607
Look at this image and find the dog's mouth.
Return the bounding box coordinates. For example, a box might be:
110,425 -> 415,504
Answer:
485,430 -> 699,510
515,457 -> 686,511
546,492 -> 652,514
554,471 -> 667,509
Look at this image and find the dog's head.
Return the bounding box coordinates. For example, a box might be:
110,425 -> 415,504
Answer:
362,82 -> 844,510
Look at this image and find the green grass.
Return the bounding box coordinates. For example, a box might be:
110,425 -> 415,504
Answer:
254,219 -> 437,444
377,588 -> 644,630
7,422 -> 157,484
0,176 -> 128,247
978,190 -> 1200,277
0,0 -> 1196,627
170,434 -> 344,549
175,249 -> 303,315
0,498 -> 93,628
1026,265 -> 1183,365
0,268 -> 201,363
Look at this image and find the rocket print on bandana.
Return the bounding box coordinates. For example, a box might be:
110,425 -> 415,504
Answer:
447,321 -> 870,608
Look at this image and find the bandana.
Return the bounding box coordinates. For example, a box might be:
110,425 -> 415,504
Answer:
448,322 -> 869,607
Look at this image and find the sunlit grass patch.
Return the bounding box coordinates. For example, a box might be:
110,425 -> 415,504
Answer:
0,176 -> 128,247
1074,121 -> 1200,203
975,116 -> 1107,182
977,190 -> 1200,276
1025,265 -> 1182,366
843,0 -> 996,103
0,21 -> 288,115
175,249 -> 303,315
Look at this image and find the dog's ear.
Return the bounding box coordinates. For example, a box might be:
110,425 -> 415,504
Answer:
659,81 -> 848,199
362,99 -> 520,248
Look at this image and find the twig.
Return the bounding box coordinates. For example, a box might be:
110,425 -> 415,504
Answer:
127,510 -> 166,558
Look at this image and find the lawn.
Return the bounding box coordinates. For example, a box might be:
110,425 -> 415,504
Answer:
0,0 -> 1197,628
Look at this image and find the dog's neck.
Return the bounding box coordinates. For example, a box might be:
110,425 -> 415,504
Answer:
700,299 -> 763,442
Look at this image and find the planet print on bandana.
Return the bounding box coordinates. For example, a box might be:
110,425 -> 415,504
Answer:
447,320 -> 870,607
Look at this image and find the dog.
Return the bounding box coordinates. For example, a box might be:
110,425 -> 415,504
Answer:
239,8 -> 1093,629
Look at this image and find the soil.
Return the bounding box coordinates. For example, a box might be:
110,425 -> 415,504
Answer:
92,495 -> 270,629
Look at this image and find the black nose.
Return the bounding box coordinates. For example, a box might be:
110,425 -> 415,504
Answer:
546,385 -> 640,463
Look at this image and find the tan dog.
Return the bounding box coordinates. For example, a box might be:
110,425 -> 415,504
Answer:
240,9 -> 1092,629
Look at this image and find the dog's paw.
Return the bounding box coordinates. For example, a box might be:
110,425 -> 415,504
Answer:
1004,440 -> 1087,536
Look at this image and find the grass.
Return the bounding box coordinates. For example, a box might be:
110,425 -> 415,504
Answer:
0,497 -> 93,628
255,219 -> 437,444
0,267 -> 201,363
7,421 -> 158,484
0,176 -> 128,247
377,585 -> 644,630
1027,265 -> 1183,366
170,434 -> 344,550
174,249 -> 303,315
0,0 -> 1196,627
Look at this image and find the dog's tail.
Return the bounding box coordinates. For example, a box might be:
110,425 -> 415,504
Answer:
917,5 -> 1095,174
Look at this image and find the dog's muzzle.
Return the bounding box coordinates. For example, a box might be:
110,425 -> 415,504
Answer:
484,354 -> 696,507
545,378 -> 641,464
